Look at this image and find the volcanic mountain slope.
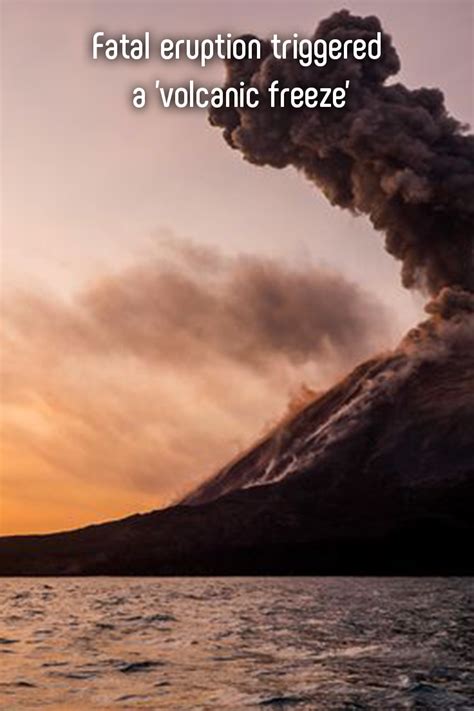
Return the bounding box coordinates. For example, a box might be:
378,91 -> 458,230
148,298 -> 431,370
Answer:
183,298 -> 474,508
0,293 -> 473,576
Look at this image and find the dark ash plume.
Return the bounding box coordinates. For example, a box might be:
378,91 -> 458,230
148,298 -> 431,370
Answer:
209,10 -> 474,295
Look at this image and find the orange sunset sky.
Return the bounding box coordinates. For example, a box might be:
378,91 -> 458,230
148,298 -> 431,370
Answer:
1,0 -> 472,535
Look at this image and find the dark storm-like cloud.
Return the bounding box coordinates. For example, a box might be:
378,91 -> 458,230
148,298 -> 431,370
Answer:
209,10 -> 474,295
6,242 -> 389,372
79,247 -> 388,369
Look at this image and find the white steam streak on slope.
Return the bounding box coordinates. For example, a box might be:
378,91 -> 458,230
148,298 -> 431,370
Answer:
242,316 -> 466,489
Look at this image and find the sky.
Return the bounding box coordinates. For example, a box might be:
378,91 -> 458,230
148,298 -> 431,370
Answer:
1,0 -> 472,534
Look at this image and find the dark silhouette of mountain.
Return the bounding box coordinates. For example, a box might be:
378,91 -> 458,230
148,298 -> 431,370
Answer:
1,303 -> 473,576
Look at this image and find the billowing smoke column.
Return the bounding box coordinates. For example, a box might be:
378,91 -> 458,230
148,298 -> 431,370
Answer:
209,10 -> 474,296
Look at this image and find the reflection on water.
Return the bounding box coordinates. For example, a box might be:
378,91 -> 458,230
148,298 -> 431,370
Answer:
0,577 -> 472,709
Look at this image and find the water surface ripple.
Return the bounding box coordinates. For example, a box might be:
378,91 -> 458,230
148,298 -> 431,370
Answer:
0,577 -> 473,709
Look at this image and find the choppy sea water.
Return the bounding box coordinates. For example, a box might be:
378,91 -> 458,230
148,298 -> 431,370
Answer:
0,578 -> 472,710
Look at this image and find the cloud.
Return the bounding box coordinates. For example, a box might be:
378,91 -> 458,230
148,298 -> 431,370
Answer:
210,10 -> 474,295
1,240 -> 390,533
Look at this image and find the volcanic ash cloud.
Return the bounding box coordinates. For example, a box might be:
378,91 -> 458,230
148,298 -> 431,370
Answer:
209,10 -> 474,297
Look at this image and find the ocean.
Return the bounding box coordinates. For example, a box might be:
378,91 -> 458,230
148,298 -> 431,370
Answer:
0,577 -> 472,709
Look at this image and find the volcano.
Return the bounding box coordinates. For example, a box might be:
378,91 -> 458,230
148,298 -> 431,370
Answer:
1,294 -> 473,576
